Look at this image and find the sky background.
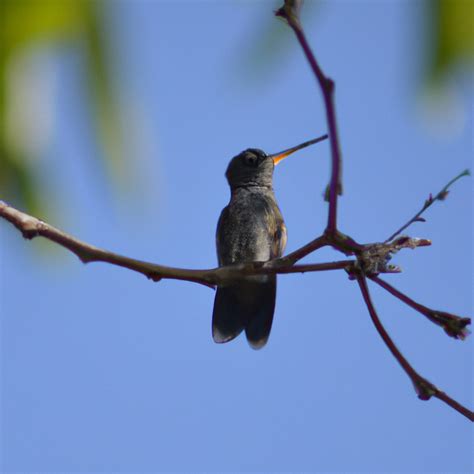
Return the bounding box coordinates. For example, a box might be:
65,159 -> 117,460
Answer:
1,1 -> 473,472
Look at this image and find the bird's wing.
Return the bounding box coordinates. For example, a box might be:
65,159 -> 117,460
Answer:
272,219 -> 287,259
215,205 -> 231,266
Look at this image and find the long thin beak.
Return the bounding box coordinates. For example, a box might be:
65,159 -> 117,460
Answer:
269,134 -> 328,165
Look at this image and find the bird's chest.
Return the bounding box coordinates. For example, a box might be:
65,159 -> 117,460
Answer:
216,192 -> 283,265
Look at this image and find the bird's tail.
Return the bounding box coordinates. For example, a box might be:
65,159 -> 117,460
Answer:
212,276 -> 276,349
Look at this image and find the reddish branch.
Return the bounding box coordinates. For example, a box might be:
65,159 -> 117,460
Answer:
276,0 -> 342,234
276,0 -> 472,422
357,275 -> 473,422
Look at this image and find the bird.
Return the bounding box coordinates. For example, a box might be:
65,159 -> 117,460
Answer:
212,135 -> 328,349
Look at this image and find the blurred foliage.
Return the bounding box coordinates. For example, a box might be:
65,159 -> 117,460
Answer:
427,0 -> 474,82
235,0 -> 318,83
240,0 -> 473,87
0,0 -> 124,216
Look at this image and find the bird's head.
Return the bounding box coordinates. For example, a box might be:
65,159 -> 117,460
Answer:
225,148 -> 274,189
225,135 -> 328,190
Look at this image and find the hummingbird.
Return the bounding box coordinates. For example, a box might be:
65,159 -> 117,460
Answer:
212,135 -> 328,349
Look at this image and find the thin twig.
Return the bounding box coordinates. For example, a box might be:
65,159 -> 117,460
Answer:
385,169 -> 470,243
276,1 -> 342,235
357,274 -> 473,422
276,231 -> 365,266
276,235 -> 328,265
274,260 -> 353,274
370,276 -> 471,340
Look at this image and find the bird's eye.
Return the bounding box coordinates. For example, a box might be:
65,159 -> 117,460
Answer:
244,154 -> 258,166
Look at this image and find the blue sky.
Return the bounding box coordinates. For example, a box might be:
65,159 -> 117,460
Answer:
1,1 -> 472,472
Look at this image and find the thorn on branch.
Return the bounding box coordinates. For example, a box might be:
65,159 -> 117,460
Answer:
323,180 -> 343,202
147,273 -> 163,282
78,254 -> 94,264
275,0 -> 302,25
425,193 -> 434,207
414,377 -> 438,401
325,77 -> 335,92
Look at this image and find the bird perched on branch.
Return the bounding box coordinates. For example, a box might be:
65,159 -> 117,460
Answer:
213,135 -> 327,349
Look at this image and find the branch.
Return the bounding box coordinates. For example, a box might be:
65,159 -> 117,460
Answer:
277,231 -> 365,267
276,0 -> 342,235
385,169 -> 470,243
0,200 -> 353,288
277,235 -> 328,265
0,201 -> 218,288
356,274 -> 473,422
370,276 -> 471,340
